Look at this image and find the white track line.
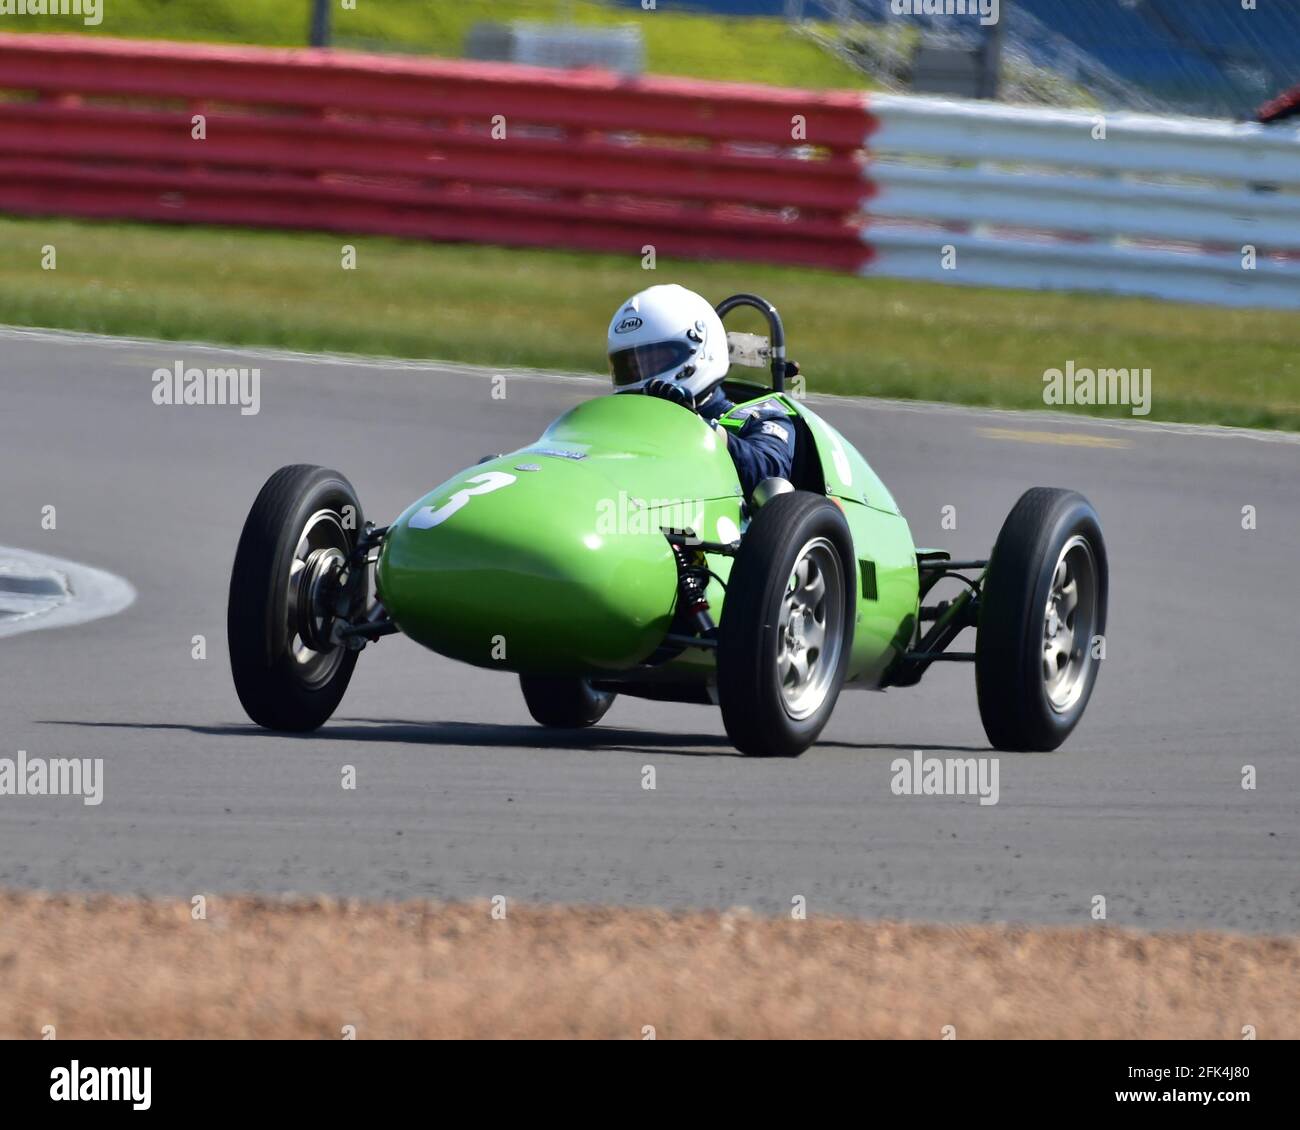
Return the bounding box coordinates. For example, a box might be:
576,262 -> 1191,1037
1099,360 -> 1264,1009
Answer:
2,323 -> 1296,445
0,547 -> 136,641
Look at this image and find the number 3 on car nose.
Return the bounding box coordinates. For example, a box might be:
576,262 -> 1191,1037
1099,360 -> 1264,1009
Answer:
408,471 -> 517,530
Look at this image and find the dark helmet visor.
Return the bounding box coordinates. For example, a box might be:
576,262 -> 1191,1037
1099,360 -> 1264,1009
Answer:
609,341 -> 694,388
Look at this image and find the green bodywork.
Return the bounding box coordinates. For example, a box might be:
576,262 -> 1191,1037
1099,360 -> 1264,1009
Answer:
376,388 -> 920,687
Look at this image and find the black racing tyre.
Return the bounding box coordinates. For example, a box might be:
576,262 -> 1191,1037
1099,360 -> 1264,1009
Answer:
227,464 -> 363,731
520,676 -> 616,728
717,491 -> 855,757
975,487 -> 1108,752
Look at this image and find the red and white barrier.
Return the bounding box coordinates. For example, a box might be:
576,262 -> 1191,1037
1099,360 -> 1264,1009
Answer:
1,34 -> 1297,306
0,34 -> 872,272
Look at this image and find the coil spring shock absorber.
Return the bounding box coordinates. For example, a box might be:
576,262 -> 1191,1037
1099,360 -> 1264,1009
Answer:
671,541 -> 715,635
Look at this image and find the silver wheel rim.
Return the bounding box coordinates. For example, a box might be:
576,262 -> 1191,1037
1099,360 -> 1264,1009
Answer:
777,537 -> 845,721
1042,534 -> 1098,714
285,509 -> 348,690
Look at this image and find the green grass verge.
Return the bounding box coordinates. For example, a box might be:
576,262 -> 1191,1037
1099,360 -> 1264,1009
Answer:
3,0 -> 870,90
4,216 -> 1297,431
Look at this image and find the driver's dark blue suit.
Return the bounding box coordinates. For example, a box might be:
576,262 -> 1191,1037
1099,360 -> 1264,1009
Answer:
697,387 -> 796,497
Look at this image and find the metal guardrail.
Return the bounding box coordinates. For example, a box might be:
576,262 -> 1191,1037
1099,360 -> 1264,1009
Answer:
862,94 -> 1300,307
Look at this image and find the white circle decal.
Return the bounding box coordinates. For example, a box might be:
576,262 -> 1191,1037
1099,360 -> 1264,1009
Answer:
717,516 -> 741,544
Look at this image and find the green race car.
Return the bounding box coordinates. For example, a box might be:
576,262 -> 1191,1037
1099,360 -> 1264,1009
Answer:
227,294 -> 1107,757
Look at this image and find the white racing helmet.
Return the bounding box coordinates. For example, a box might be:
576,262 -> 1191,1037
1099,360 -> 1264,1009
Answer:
607,284 -> 729,403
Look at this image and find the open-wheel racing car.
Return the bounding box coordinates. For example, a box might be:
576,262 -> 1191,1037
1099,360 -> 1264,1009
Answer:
227,294 -> 1108,757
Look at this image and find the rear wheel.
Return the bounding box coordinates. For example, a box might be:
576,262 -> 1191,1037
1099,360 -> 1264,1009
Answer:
717,492 -> 855,757
520,676 -> 616,728
975,487 -> 1107,751
227,464 -> 364,731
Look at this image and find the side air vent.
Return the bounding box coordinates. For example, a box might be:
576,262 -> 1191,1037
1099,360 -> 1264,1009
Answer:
859,560 -> 878,601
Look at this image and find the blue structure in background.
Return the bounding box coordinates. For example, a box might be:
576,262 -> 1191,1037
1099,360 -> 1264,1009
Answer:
1016,0 -> 1300,116
606,0 -> 1300,117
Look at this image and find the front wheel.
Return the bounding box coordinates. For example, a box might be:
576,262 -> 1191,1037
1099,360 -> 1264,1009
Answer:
975,487 -> 1108,751
519,676 -> 616,728
717,492 -> 855,757
227,464 -> 364,731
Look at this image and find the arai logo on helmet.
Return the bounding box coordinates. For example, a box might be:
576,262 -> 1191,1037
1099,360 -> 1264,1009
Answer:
614,316 -> 643,334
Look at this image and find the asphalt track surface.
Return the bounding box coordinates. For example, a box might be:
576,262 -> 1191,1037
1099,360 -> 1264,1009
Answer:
2,327 -> 1297,932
